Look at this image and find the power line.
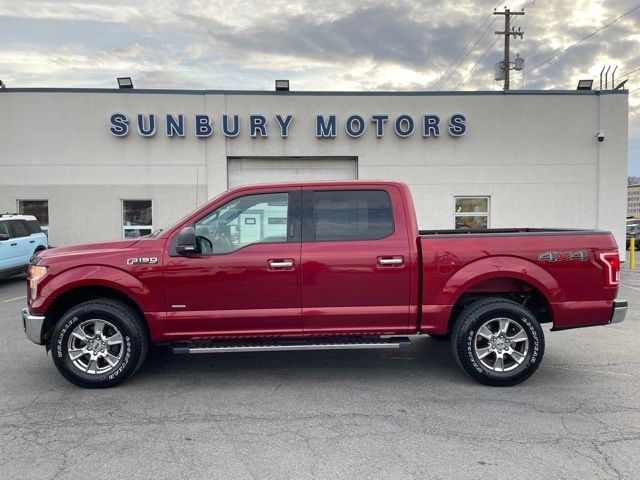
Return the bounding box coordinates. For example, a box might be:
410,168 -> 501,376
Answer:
631,86 -> 640,94
527,3 -> 640,75
438,17 -> 500,90
619,65 -> 640,79
437,0 -> 513,90
435,0 -> 508,90
454,35 -> 501,90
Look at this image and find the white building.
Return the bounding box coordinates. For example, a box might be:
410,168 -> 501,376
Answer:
0,88 -> 629,257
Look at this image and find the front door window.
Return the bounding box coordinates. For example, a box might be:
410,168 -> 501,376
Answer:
194,192 -> 290,254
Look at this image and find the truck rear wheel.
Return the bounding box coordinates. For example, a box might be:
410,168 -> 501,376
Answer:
450,298 -> 545,386
50,299 -> 148,388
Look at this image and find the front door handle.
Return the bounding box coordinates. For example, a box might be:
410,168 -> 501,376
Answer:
377,257 -> 404,267
29,240 -> 35,244
268,259 -> 295,270
10,243 -> 17,246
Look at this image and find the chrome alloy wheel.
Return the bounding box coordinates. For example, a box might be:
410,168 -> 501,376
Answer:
67,319 -> 124,375
473,317 -> 529,373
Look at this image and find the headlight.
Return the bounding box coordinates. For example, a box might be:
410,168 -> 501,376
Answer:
29,265 -> 48,301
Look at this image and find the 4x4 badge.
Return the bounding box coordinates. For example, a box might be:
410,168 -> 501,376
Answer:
538,250 -> 588,262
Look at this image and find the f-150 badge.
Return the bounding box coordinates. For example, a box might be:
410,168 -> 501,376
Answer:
538,250 -> 588,262
127,257 -> 158,265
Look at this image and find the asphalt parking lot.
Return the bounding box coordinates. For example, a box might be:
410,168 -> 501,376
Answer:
1,267 -> 639,480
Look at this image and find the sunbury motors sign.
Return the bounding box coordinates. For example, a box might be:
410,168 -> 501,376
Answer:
108,113 -> 467,139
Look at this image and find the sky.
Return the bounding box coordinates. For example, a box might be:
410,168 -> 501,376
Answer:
1,0 -> 639,174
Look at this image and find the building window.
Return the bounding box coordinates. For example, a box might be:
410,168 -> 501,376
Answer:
122,200 -> 153,238
18,200 -> 49,236
455,197 -> 490,230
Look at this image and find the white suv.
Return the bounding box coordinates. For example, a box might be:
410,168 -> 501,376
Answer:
0,214 -> 48,278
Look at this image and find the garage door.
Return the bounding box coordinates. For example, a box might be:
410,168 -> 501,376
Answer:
228,157 -> 357,188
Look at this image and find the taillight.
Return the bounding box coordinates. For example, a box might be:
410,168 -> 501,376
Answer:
595,251 -> 620,287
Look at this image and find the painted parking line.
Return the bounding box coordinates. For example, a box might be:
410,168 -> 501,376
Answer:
621,284 -> 640,291
2,295 -> 26,303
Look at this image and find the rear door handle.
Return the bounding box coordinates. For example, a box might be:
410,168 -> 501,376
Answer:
377,256 -> 404,267
268,259 -> 295,270
10,243 -> 17,246
29,240 -> 35,244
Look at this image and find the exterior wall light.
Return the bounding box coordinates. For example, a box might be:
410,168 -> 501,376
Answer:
275,80 -> 290,91
117,77 -> 134,89
577,80 -> 593,90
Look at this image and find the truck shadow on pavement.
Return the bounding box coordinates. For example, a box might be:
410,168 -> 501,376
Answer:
134,336 -> 467,386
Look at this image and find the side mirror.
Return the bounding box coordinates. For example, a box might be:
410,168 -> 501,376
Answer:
0,233 -> 9,241
175,226 -> 197,255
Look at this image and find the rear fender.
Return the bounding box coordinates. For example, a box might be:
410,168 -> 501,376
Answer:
423,256 -> 560,334
439,256 -> 561,305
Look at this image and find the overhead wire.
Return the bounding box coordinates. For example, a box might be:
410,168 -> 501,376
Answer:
453,35 -> 501,90
619,65 -> 640,79
526,3 -> 640,76
435,0 -> 508,90
439,17 -> 500,90
437,0 -> 512,90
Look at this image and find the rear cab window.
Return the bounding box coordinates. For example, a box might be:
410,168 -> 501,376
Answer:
306,190 -> 394,241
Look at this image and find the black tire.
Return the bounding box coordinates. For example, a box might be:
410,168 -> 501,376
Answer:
50,299 -> 148,388
450,297 -> 545,386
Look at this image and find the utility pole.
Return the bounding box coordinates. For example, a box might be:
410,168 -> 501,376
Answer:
494,8 -> 524,90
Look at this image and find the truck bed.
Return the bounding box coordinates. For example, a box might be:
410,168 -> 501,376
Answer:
419,228 -> 608,237
418,228 -> 619,334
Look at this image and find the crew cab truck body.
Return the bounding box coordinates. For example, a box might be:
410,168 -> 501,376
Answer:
22,181 -> 626,388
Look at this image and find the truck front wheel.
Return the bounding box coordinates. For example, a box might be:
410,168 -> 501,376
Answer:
50,299 -> 148,388
450,298 -> 545,386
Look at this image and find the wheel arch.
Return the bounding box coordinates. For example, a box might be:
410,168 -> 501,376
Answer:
439,256 -> 559,333
42,284 -> 149,346
447,277 -> 554,333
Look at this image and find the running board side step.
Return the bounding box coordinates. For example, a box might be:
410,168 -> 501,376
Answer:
171,336 -> 411,354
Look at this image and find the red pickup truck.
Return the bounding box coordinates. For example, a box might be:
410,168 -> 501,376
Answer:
22,181 -> 626,388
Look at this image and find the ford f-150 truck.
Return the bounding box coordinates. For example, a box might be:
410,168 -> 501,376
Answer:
22,181 -> 627,388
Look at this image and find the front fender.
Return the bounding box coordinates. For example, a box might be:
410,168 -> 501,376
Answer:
32,265 -> 155,314
437,256 -> 561,306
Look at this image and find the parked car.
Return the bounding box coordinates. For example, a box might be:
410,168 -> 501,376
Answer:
0,213 -> 48,278
21,181 -> 625,388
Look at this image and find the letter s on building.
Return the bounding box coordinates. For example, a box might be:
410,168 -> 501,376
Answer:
448,114 -> 466,137
109,113 -> 129,137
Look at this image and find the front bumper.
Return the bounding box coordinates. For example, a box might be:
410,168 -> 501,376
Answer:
22,308 -> 46,345
610,300 -> 627,324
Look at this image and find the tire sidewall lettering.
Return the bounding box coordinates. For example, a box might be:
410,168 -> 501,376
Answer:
108,336 -> 131,380
56,316 -> 78,358
465,329 -> 483,373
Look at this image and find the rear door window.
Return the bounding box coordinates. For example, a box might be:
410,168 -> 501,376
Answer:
9,220 -> 29,238
309,190 -> 394,241
25,220 -> 42,234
